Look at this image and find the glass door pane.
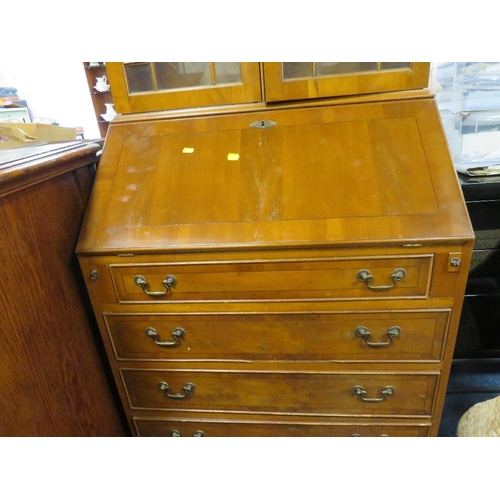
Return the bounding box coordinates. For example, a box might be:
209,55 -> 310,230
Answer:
380,62 -> 411,70
282,62 -> 411,80
155,62 -> 212,90
214,62 -> 242,84
315,62 -> 377,76
283,63 -> 313,79
124,63 -> 154,93
123,62 -> 244,93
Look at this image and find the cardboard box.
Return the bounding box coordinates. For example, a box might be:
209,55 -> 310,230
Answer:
0,123 -> 77,149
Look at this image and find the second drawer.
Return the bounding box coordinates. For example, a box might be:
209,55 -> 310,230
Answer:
104,310 -> 450,362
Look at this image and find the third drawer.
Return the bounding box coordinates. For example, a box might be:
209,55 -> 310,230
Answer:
121,369 -> 438,417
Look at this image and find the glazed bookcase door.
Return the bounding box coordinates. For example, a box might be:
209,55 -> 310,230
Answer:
107,62 -> 262,113
263,62 -> 430,102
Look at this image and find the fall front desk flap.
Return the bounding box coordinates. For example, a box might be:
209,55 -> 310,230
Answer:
77,97 -> 473,254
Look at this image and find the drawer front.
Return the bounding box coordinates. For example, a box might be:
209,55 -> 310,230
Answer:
133,417 -> 431,437
109,255 -> 433,303
105,310 -> 450,362
121,370 -> 438,417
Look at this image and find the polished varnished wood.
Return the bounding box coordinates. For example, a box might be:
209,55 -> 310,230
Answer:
77,70 -> 474,437
107,254 -> 433,302
103,309 -> 450,362
80,244 -> 467,300
77,96 -> 471,254
106,62 -> 430,115
0,143 -> 126,436
107,62 -> 262,114
263,62 -> 430,102
134,416 -> 431,437
121,368 -> 438,415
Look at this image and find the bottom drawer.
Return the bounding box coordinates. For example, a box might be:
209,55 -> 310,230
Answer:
133,417 -> 431,437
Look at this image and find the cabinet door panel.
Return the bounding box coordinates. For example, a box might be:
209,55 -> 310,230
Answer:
107,62 -> 262,113
264,62 -> 430,102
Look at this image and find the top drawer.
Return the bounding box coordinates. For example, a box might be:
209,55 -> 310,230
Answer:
106,255 -> 433,303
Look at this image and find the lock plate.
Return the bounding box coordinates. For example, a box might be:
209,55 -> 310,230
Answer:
447,252 -> 462,272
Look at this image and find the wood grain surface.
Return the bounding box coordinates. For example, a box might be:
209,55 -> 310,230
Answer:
0,143 -> 126,436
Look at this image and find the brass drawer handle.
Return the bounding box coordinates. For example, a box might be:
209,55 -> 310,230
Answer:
352,433 -> 389,437
355,326 -> 401,347
134,275 -> 177,296
357,268 -> 406,291
146,327 -> 185,347
170,430 -> 205,437
352,385 -> 395,402
159,381 -> 195,399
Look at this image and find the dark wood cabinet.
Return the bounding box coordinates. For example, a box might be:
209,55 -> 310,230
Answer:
0,142 -> 127,436
83,62 -> 112,138
455,175 -> 500,358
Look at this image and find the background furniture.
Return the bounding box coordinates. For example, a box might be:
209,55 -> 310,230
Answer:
83,62 -> 112,138
455,175 -> 500,358
77,62 -> 472,437
437,175 -> 500,436
0,142 -> 126,436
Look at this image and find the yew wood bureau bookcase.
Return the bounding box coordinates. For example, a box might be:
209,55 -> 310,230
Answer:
77,62 -> 474,437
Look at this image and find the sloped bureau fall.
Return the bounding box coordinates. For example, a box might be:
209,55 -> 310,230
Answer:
77,82 -> 474,437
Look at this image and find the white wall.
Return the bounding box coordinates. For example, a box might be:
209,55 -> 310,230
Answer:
0,61 -> 101,139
